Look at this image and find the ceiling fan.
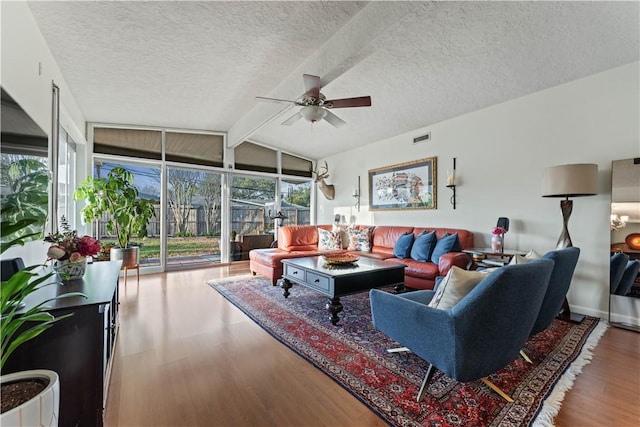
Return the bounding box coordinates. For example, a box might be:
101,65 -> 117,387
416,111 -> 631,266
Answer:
256,74 -> 371,128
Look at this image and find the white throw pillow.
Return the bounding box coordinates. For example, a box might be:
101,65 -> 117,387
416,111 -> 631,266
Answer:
428,266 -> 487,310
508,249 -> 542,265
318,228 -> 342,250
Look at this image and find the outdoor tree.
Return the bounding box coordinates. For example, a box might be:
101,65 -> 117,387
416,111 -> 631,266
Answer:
199,173 -> 221,235
283,185 -> 311,207
167,169 -> 199,235
231,177 -> 275,200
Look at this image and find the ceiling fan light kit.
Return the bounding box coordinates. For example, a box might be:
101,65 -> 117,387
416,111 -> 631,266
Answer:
300,105 -> 327,123
256,74 -> 371,127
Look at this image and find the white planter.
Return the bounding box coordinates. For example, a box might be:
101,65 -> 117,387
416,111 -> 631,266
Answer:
1,370 -> 59,427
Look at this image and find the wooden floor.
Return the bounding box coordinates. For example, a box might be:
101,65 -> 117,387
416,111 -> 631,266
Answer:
105,263 -> 640,426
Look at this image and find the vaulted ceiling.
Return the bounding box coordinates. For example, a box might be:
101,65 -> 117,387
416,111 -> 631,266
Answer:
27,1 -> 639,160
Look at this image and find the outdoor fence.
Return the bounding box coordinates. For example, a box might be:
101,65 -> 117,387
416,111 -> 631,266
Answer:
95,204 -> 310,239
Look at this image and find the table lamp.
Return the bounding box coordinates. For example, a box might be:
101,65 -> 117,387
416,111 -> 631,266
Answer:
542,163 -> 598,249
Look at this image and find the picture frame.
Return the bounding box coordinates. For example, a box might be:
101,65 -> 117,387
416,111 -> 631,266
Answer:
368,157 -> 437,210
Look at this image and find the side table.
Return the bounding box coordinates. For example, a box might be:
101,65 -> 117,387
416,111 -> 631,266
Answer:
462,248 -> 525,268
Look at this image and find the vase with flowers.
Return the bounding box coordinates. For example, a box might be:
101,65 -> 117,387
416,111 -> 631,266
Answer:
491,226 -> 507,252
44,217 -> 101,280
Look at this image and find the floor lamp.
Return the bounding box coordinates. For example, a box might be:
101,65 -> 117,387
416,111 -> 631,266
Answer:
542,163 -> 598,322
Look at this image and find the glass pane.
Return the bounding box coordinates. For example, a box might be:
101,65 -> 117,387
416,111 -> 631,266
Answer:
166,132 -> 223,167
0,88 -> 49,242
282,153 -> 312,177
281,179 -> 311,225
234,141 -> 277,174
93,161 -> 161,268
57,127 -> 76,228
231,175 -> 276,260
167,167 -> 222,268
93,127 -> 162,160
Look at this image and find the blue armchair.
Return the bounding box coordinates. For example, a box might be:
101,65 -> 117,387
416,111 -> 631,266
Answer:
615,260 -> 640,296
530,247 -> 581,335
370,259 -> 554,402
610,252 -> 629,294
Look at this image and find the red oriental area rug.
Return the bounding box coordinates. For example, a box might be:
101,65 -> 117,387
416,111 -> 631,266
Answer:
208,275 -> 606,427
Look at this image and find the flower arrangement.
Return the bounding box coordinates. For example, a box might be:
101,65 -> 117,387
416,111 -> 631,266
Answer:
44,217 -> 101,262
492,226 -> 508,236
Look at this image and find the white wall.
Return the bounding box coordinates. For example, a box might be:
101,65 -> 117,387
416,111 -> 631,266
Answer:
318,62 -> 640,323
1,1 -> 86,265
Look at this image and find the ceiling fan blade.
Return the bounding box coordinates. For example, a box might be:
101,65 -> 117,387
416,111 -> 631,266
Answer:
256,96 -> 300,105
324,96 -> 372,109
323,110 -> 346,128
302,74 -> 321,99
281,111 -> 303,126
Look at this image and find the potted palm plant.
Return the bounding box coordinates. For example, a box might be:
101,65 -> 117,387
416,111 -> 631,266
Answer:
1,161 -> 84,425
73,167 -> 155,269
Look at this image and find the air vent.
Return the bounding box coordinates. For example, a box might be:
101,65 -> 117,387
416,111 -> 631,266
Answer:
413,133 -> 431,144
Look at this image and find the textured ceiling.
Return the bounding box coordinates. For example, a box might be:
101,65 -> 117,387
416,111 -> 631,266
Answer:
27,1 -> 639,160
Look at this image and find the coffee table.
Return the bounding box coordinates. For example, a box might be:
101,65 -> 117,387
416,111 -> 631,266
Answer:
281,255 -> 406,325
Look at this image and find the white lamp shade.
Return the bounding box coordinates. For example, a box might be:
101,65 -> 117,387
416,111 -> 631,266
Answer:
542,163 -> 598,197
300,105 -> 327,123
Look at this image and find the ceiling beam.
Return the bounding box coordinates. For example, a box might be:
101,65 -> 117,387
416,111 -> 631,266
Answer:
226,2 -> 424,148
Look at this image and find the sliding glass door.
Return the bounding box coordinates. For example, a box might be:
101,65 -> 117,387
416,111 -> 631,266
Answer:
166,166 -> 222,269
93,160 -> 161,268
230,174 -> 276,261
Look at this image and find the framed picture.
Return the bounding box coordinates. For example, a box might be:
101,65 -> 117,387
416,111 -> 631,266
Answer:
368,157 -> 437,210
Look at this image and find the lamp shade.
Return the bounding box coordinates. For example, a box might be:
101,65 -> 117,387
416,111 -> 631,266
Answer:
542,163 -> 598,197
300,105 -> 327,123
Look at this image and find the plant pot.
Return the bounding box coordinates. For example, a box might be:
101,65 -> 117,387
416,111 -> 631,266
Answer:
54,257 -> 87,280
110,247 -> 139,268
1,370 -> 60,426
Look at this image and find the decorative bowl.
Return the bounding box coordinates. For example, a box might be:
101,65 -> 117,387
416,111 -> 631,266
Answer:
626,233 -> 640,250
322,253 -> 360,265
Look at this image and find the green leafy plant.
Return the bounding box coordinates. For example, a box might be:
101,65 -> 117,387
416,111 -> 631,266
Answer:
73,167 -> 156,248
1,216 -> 84,372
0,158 -> 49,245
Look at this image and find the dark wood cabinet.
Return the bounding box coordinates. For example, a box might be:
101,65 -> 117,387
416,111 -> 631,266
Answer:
3,261 -> 121,427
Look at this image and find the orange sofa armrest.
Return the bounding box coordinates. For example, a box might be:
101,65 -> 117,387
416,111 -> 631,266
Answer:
438,252 -> 471,276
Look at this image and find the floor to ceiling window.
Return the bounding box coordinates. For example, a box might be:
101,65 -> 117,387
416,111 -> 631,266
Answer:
230,174 -> 277,260
281,179 -> 311,226
93,160 -> 162,268
88,125 -> 313,270
166,166 -> 223,269
57,126 -> 77,226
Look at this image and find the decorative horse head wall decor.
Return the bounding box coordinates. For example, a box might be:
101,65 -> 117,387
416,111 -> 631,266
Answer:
313,161 -> 335,200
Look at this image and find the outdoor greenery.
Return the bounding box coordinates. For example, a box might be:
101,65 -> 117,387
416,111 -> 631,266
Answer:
167,169 -> 221,236
101,236 -> 221,259
74,167 -> 156,248
232,176 -> 276,200
1,171 -> 84,372
0,158 -> 49,244
283,185 -> 311,207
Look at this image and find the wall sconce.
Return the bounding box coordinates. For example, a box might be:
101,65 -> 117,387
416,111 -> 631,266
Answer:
353,176 -> 361,212
446,158 -> 457,209
270,211 -> 288,227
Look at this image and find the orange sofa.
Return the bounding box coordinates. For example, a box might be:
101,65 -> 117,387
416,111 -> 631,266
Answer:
249,225 -> 474,290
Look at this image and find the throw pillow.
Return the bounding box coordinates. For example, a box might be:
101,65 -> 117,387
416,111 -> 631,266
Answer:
430,233 -> 460,264
318,228 -> 342,250
347,227 -> 372,251
393,232 -> 415,259
410,231 -> 437,261
508,249 -> 542,265
428,266 -> 487,310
